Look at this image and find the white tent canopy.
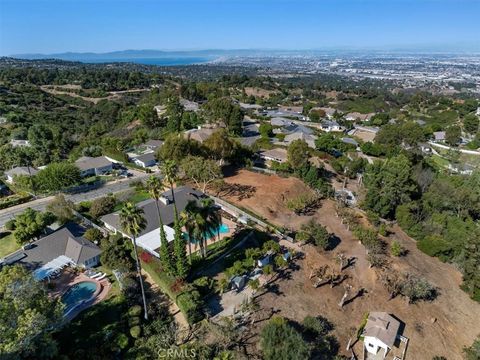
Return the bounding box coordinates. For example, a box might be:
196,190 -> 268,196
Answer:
33,255 -> 75,281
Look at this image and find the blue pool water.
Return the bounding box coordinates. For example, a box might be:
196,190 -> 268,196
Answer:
62,281 -> 97,313
185,223 -> 229,243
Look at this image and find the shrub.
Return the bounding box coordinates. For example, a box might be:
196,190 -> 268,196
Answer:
302,315 -> 333,337
176,290 -> 204,324
130,326 -> 142,339
84,228 -> 104,243
260,316 -> 310,360
139,251 -> 153,263
4,219 -> 16,231
390,241 -> 406,257
89,196 -> 116,219
128,316 -> 141,327
115,333 -> 129,349
128,305 -> 142,317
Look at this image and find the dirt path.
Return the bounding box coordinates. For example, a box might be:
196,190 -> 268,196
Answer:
142,270 -> 189,330
40,85 -> 149,104
222,170 -> 480,359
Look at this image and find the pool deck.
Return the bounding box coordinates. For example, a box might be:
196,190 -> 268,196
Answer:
48,269 -> 111,321
188,217 -> 237,254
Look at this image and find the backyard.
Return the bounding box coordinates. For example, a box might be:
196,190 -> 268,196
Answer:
0,232 -> 18,258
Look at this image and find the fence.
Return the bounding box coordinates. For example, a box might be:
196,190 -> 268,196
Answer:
209,194 -> 294,242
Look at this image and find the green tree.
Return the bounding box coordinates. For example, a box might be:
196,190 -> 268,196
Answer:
119,202 -> 149,320
0,265 -> 63,359
181,155 -> 222,192
157,133 -> 200,162
145,176 -> 175,275
46,194 -> 74,224
13,208 -> 55,244
89,196 -> 116,219
463,114 -> 479,134
287,139 -> 310,171
259,123 -> 273,138
445,125 -> 462,146
204,129 -> 235,165
364,155 -> 416,219
173,215 -> 189,278
35,162 -> 81,192
260,316 -> 311,360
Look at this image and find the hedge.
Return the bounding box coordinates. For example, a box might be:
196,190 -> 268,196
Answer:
0,194 -> 32,210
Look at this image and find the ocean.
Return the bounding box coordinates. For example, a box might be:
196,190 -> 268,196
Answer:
75,57 -> 213,66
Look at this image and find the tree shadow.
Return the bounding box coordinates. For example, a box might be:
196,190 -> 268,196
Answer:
326,234 -> 341,251
343,288 -> 368,307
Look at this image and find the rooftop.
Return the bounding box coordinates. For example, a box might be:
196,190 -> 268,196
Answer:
101,186 -> 207,236
364,312 -> 401,348
75,156 -> 112,171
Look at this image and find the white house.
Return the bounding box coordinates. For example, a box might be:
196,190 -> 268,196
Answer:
321,120 -> 343,132
258,148 -> 288,164
75,156 -> 113,177
10,139 -> 31,148
363,312 -> 401,358
133,152 -> 157,168
433,131 -> 446,142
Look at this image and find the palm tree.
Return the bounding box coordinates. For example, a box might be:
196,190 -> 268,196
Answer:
146,176 -> 174,274
161,160 -> 178,209
180,200 -> 197,260
201,198 -> 222,243
181,200 -> 210,258
119,202 -> 149,320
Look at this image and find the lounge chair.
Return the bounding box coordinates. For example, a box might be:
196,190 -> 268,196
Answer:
96,273 -> 107,281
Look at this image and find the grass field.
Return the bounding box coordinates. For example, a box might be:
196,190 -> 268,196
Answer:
0,233 -> 19,258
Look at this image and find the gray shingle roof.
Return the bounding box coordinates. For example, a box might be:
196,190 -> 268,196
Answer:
364,312 -> 400,348
3,223 -> 101,269
5,166 -> 38,177
75,156 -> 112,171
101,186 -> 206,236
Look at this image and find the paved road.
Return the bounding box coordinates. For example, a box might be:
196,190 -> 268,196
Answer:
0,172 -> 156,227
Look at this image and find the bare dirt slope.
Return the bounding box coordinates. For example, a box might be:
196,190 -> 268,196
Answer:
223,170 -> 480,359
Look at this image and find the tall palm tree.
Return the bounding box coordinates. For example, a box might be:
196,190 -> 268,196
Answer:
161,160 -> 178,210
181,200 -> 198,260
181,200 -> 209,258
119,202 -> 149,320
146,176 -> 174,274
201,198 -> 222,243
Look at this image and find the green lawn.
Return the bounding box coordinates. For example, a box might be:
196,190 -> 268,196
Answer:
0,233 -> 19,258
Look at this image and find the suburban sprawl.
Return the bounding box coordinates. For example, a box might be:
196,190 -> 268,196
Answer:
0,53 -> 479,360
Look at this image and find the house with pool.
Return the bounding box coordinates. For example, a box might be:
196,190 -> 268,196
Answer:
100,186 -> 233,257
0,222 -> 102,280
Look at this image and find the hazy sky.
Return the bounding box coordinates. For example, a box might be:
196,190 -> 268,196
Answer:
1,0 -> 479,55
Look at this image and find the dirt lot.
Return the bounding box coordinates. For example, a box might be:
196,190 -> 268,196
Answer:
222,170 -> 480,359
244,87 -> 277,98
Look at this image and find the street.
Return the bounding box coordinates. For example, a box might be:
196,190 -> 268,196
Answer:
0,171 -> 157,227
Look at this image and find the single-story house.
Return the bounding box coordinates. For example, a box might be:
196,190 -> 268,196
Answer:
101,186 -> 209,257
271,117 -> 294,127
10,139 -> 31,147
433,131 -> 446,142
279,105 -> 303,114
0,223 -> 101,279
75,156 -> 113,177
143,139 -> 163,152
321,120 -> 343,132
283,132 -> 317,148
345,112 -> 375,122
133,152 -> 157,168
258,148 -> 288,165
180,98 -> 200,112
4,166 -> 38,184
363,312 -> 401,358
311,107 -> 337,119
184,127 -> 218,143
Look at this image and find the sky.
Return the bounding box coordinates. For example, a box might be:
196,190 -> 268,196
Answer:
1,0 -> 479,55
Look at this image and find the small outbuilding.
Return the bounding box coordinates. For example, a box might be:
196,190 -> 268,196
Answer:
363,312 -> 401,358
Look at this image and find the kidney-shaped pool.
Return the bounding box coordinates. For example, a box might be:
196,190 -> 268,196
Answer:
62,281 -> 98,314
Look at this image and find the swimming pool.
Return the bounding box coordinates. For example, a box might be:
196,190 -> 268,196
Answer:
62,281 -> 98,313
185,223 -> 229,243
